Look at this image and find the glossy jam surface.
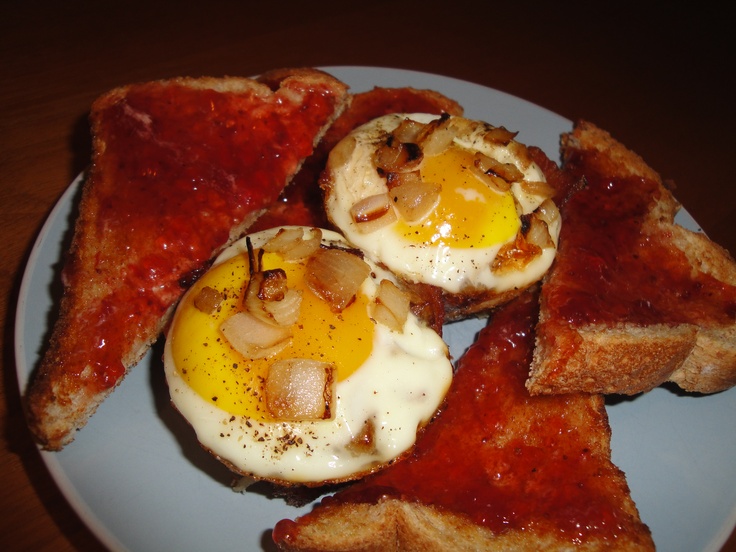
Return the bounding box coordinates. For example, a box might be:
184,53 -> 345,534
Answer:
251,86 -> 464,231
274,291 -> 650,545
547,150 -> 736,328
65,80 -> 340,389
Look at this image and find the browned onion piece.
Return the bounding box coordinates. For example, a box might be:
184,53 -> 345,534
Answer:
328,135 -> 357,169
345,419 -> 376,455
391,180 -> 441,223
257,269 -> 288,301
263,288 -> 302,327
350,193 -> 392,223
468,162 -> 511,193
417,119 -> 458,157
305,248 -> 371,312
525,213 -> 555,249
536,198 -> 561,228
350,193 -> 398,233
193,286 -> 224,314
243,269 -> 302,327
519,179 -> 555,201
265,359 -> 335,420
506,140 -> 534,170
262,227 -> 322,261
492,228 -> 543,274
474,152 -> 524,183
391,118 -> 426,143
483,126 -> 517,145
446,116 -> 476,136
385,169 -> 423,190
372,279 -> 410,331
373,139 -> 423,173
220,311 -> 291,359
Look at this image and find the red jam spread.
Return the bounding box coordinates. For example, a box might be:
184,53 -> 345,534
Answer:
545,150 -> 736,329
64,79 -> 341,389
274,291 -> 649,546
251,86 -> 464,231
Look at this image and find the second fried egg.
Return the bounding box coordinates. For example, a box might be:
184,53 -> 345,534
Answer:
322,113 -> 562,317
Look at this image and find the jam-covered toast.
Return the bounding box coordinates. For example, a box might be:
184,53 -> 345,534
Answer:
249,85 -> 464,232
272,289 -> 654,551
528,121 -> 736,395
25,69 -> 349,450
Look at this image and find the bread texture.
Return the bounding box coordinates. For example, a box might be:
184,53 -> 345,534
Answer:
528,120 -> 736,395
25,69 -> 349,450
272,290 -> 654,551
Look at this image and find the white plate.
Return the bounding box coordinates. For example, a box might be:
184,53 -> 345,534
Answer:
15,66 -> 736,552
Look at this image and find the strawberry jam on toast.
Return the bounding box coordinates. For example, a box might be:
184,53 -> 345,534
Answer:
250,86 -> 463,231
273,289 -> 654,551
26,69 -> 349,450
529,121 -> 736,395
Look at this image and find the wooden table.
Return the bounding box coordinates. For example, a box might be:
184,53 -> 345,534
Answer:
2,2 -> 734,550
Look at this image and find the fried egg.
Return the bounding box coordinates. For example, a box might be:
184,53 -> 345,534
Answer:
163,226 -> 452,485
322,113 -> 562,317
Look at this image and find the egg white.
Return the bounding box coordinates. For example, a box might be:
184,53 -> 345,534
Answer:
323,113 -> 561,295
163,227 -> 452,484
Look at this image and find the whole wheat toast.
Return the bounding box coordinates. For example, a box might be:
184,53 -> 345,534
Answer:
25,69 -> 349,450
528,121 -> 736,395
272,289 -> 654,551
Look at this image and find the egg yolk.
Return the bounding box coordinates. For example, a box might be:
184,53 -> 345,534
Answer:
169,250 -> 374,419
394,145 -> 520,248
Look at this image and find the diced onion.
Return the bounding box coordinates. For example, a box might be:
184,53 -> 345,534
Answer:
373,139 -> 423,172
329,135 -> 357,169
262,227 -> 322,261
474,152 -> 523,183
193,286 -> 224,314
265,359 -> 334,420
263,288 -> 302,327
372,279 -> 410,331
520,179 -> 556,200
525,214 -> 555,250
385,169 -> 423,190
350,193 -> 392,223
391,180 -> 441,223
483,126 -> 517,145
244,269 -> 301,327
418,120 -> 457,156
345,420 -> 376,455
535,198 -> 561,228
305,248 -> 370,312
220,311 -> 291,359
492,228 -> 543,274
350,193 -> 398,233
255,269 -> 288,302
391,118 -> 425,143
468,162 -> 511,193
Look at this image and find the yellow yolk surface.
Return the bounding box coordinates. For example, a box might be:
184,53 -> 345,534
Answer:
164,227 -> 453,484
324,114 -> 561,297
395,145 -> 520,248
169,251 -> 373,419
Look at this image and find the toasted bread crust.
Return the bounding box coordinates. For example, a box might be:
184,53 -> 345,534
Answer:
273,290 -> 654,551
25,70 -> 349,450
528,121 -> 736,395
276,498 -> 649,552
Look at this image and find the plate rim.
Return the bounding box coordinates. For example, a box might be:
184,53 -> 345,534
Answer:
13,65 -> 736,552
